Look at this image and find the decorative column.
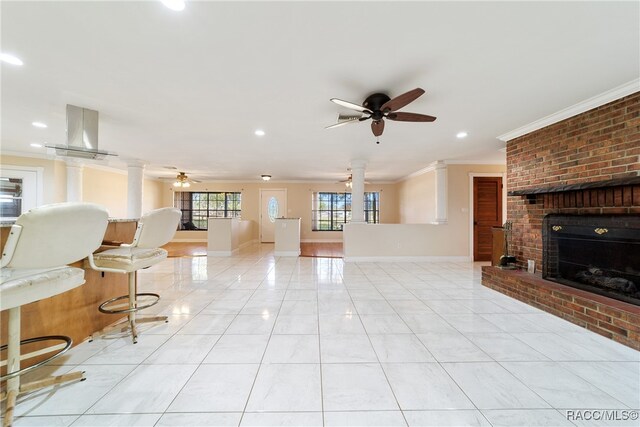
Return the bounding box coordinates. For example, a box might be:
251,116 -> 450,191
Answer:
66,160 -> 84,202
434,161 -> 448,224
350,160 -> 367,223
127,162 -> 145,219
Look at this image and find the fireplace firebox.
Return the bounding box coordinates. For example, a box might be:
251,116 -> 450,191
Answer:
543,214 -> 640,306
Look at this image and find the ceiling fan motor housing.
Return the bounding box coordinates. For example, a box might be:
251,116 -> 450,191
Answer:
362,93 -> 391,110
363,93 -> 391,121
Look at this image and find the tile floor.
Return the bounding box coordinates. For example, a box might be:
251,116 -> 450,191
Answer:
4,244 -> 639,426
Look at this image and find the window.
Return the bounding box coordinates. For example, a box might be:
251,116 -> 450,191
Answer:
312,192 -> 379,231
364,191 -> 380,224
0,178 -> 23,218
174,191 -> 241,230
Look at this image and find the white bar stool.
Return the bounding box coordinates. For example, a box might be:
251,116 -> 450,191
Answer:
0,202 -> 108,427
88,207 -> 181,344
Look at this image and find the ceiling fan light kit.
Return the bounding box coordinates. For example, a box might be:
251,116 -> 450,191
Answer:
327,87 -> 437,140
339,174 -> 370,188
173,172 -> 192,188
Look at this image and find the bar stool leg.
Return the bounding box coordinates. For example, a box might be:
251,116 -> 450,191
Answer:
3,391 -> 16,427
3,308 -> 20,427
128,273 -> 138,344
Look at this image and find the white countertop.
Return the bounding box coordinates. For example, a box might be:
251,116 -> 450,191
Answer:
1,217 -> 138,227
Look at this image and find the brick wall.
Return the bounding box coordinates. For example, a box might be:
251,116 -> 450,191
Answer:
507,92 -> 640,267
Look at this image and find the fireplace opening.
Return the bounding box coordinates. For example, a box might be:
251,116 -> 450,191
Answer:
543,214 -> 640,306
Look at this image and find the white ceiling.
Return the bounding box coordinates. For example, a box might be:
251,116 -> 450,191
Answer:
1,1 -> 638,182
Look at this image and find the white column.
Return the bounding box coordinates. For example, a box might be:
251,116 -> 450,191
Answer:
66,160 -> 84,202
434,161 -> 448,224
350,160 -> 367,223
127,163 -> 145,219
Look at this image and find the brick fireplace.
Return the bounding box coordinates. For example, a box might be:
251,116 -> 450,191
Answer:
482,92 -> 640,349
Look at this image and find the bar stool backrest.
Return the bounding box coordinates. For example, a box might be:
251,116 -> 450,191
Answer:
132,208 -> 181,249
2,202 -> 109,269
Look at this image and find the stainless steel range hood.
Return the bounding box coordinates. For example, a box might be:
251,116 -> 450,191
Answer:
46,105 -> 117,160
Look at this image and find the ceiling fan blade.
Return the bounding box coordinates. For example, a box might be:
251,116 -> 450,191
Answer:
331,98 -> 373,114
380,88 -> 425,112
371,120 -> 385,136
386,112 -> 437,122
325,119 -> 360,130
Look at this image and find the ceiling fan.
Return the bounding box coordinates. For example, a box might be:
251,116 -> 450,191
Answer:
326,88 -> 436,140
338,174 -> 370,188
173,172 -> 200,188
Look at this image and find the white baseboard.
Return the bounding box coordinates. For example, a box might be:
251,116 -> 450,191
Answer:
343,255 -> 471,263
173,239 -> 257,250
301,239 -> 343,243
274,250 -> 301,257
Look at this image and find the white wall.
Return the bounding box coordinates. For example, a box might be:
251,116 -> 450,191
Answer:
343,223 -> 469,261
398,169 -> 436,223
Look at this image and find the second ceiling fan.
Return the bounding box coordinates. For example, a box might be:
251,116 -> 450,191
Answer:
326,88 -> 436,138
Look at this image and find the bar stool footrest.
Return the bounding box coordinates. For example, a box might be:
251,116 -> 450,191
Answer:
98,292 -> 161,314
0,335 -> 72,381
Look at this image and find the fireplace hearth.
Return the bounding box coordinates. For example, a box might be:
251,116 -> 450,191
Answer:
543,214 -> 640,306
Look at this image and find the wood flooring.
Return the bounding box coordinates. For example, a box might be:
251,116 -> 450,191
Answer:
162,241 -> 344,258
162,241 -> 208,257
300,242 -> 343,258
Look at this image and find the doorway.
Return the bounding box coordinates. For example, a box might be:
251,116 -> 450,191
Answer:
472,176 -> 503,261
260,189 -> 287,243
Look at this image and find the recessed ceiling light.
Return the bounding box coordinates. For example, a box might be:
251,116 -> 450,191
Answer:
261,175 -> 271,181
0,52 -> 23,66
456,131 -> 468,139
30,143 -> 43,148
254,129 -> 266,136
32,121 -> 47,128
161,0 -> 185,11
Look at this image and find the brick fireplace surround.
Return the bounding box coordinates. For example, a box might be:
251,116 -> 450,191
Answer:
482,92 -> 640,350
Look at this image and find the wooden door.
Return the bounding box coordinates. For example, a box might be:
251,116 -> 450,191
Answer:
473,177 -> 502,261
260,189 -> 287,243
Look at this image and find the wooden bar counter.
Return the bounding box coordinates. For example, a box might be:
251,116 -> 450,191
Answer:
1,219 -> 137,359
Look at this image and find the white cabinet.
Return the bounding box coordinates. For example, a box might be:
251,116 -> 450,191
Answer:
274,218 -> 301,256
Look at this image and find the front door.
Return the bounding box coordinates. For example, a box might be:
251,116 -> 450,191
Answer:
473,177 -> 503,261
260,189 -> 287,243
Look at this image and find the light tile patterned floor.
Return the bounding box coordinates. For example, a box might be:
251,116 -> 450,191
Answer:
4,244 -> 639,426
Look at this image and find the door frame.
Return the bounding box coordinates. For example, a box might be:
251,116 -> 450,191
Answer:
1,165 -> 44,220
259,188 -> 287,243
468,172 -> 507,261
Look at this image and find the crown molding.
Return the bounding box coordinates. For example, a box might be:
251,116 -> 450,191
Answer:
498,78 -> 640,142
397,159 -> 506,183
0,151 -> 165,180
0,150 -> 58,161
399,161 -> 441,182
159,178 -> 392,185
444,159 -> 505,165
